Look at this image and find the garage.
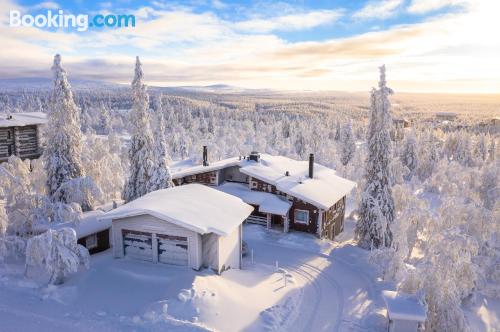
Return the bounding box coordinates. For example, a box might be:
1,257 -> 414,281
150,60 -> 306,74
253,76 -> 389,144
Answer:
122,230 -> 153,261
157,234 -> 188,266
102,184 -> 253,273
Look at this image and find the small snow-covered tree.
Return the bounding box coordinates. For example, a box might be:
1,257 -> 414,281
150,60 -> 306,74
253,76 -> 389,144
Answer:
400,130 -> 418,180
488,137 -> 496,161
0,203 -> 6,236
356,65 -> 395,249
477,161 -> 499,211
474,134 -> 488,163
334,121 -> 341,141
52,176 -> 102,211
44,54 -> 85,199
123,57 -> 155,202
422,228 -> 477,332
25,228 -> 89,285
96,103 -> 112,135
149,97 -> 174,192
340,122 -> 356,166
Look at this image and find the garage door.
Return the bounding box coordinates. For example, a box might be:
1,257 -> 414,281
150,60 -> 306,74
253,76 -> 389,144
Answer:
123,230 -> 153,261
157,234 -> 188,266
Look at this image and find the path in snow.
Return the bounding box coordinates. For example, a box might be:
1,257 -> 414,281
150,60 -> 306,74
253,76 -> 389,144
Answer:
244,223 -> 386,332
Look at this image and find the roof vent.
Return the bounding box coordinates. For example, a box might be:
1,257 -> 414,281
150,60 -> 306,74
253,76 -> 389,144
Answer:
249,151 -> 260,162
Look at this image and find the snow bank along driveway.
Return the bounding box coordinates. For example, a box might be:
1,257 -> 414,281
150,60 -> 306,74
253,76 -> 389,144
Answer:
0,222 -> 386,332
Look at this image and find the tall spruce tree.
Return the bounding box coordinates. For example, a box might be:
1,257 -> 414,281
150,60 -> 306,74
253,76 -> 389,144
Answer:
149,95 -> 174,192
340,122 -> 356,166
355,65 -> 395,249
44,54 -> 85,198
123,57 -> 155,202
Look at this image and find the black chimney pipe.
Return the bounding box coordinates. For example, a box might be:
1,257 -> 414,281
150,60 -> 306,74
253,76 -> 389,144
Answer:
309,153 -> 314,179
203,146 -> 208,166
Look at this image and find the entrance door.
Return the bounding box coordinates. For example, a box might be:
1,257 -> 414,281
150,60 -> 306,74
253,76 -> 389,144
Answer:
122,230 -> 153,261
157,234 -> 188,266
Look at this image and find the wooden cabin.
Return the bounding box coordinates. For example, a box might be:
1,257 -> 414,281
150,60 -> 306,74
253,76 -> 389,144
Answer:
0,112 -> 47,163
170,149 -> 356,240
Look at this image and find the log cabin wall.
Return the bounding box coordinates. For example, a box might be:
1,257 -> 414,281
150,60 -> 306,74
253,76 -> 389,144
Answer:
174,170 -> 218,186
320,196 -> 346,240
0,125 -> 42,163
0,127 -> 15,161
16,125 -> 40,159
289,198 -> 319,234
249,176 -> 320,235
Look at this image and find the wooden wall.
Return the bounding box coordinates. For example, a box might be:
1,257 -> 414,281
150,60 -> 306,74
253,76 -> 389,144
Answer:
0,125 -> 41,162
174,170 -> 218,186
78,229 -> 110,255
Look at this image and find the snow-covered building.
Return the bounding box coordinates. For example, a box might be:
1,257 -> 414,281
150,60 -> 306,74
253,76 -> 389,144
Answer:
101,184 -> 253,273
382,290 -> 426,332
48,210 -> 112,255
171,149 -> 356,240
0,112 -> 47,163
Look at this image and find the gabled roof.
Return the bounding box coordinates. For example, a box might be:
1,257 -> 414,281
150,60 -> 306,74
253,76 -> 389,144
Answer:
100,184 -> 253,236
0,112 -> 47,128
239,154 -> 356,210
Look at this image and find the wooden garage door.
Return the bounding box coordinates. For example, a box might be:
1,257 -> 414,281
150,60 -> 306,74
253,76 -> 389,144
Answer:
123,230 -> 153,261
157,234 -> 188,266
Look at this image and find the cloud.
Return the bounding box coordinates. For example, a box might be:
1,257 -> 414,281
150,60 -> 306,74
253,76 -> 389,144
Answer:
0,0 -> 498,93
31,1 -> 60,10
353,0 -> 404,19
211,0 -> 227,10
234,9 -> 343,33
407,0 -> 466,14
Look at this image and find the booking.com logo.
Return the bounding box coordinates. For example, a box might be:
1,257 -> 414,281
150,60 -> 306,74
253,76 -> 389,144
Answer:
9,10 -> 136,32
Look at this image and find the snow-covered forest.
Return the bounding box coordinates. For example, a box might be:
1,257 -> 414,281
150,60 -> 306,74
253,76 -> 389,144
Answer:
0,57 -> 498,331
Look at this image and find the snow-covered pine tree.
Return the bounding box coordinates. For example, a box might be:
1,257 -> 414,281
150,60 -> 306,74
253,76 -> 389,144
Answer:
334,121 -> 341,141
123,56 -> 155,202
96,102 -> 112,135
340,122 -> 356,166
44,54 -> 85,198
488,137 -> 496,161
149,95 -> 174,192
355,65 -> 395,249
401,130 -> 418,180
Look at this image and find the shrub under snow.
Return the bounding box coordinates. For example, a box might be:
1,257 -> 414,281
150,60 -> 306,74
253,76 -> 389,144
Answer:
25,228 -> 89,285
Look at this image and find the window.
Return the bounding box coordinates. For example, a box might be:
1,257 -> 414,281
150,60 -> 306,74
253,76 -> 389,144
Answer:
86,234 -> 98,249
294,209 -> 309,225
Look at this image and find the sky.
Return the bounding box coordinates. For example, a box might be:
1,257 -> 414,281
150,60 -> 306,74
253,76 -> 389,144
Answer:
0,0 -> 499,93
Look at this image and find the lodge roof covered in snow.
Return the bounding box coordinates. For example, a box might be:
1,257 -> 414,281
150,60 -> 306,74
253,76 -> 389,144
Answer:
0,112 -> 47,128
170,157 -> 241,179
171,153 -> 356,210
101,184 -> 253,236
239,154 -> 356,210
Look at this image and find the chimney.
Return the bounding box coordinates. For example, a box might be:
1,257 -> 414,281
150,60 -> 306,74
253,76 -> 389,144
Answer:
308,153 -> 314,179
203,146 -> 209,166
249,151 -> 260,162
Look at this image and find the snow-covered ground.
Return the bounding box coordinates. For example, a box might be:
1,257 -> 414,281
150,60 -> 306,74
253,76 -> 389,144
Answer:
0,218 -> 497,331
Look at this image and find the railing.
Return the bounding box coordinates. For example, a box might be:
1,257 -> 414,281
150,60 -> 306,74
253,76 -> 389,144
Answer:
245,215 -> 267,225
